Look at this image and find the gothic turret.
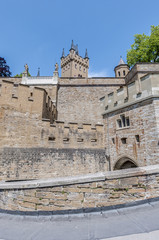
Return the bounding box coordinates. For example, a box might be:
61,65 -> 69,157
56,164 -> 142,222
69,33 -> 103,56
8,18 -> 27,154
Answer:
61,41 -> 89,78
114,56 -> 130,77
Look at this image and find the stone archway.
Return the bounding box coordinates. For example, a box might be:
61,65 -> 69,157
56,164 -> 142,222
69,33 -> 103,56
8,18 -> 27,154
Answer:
114,156 -> 138,170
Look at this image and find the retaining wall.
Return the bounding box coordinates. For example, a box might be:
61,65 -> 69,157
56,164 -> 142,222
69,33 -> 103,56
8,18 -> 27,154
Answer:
0,165 -> 159,212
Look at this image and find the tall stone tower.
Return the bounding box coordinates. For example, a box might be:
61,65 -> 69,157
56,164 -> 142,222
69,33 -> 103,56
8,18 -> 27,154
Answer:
114,57 -> 130,77
61,40 -> 89,78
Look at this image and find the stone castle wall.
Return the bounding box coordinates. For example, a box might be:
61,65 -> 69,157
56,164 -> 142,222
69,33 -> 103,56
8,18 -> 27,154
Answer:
0,148 -> 106,181
104,99 -> 159,170
0,97 -> 105,181
0,165 -> 158,212
101,73 -> 159,170
57,77 -> 125,124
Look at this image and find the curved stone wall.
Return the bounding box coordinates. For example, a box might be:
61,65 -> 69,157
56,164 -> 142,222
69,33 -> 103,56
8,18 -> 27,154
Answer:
0,165 -> 159,212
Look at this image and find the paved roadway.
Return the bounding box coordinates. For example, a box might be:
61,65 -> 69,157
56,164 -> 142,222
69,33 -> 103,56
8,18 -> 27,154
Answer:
0,201 -> 159,240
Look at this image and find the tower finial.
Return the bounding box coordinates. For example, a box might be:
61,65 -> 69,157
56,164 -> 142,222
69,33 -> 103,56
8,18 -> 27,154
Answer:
75,44 -> 79,55
70,40 -> 75,50
85,49 -> 89,59
118,56 -> 125,65
61,48 -> 65,58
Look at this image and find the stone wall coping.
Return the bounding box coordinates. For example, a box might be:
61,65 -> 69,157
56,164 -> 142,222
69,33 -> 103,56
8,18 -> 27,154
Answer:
58,84 -> 125,87
59,77 -> 124,80
103,94 -> 159,116
1,164 -> 159,190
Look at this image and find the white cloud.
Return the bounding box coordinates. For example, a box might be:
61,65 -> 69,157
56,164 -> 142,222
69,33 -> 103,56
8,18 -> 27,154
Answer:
88,69 -> 108,77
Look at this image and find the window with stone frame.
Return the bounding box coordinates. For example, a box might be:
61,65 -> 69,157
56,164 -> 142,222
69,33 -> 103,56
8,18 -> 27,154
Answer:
117,114 -> 130,129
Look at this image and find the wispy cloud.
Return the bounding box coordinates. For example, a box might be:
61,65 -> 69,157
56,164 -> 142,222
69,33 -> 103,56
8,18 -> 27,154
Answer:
88,69 -> 108,77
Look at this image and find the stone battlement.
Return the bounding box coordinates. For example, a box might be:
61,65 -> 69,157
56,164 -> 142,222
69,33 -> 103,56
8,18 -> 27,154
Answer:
125,62 -> 159,84
101,72 -> 159,115
44,120 -> 104,149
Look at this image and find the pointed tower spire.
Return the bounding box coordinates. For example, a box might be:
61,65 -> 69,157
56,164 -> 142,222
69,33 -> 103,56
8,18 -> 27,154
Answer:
61,48 -> 65,59
118,56 -> 125,65
70,40 -> 75,50
75,44 -> 79,55
85,49 -> 89,59
37,67 -> 40,77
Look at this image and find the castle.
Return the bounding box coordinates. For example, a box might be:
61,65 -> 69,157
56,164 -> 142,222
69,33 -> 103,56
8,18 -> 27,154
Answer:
1,41 -> 159,212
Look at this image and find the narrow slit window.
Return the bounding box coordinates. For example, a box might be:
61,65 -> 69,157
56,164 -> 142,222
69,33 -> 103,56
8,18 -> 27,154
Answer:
91,139 -> 97,142
77,138 -> 84,142
135,135 -> 140,143
126,117 -> 130,126
63,138 -> 69,142
121,115 -> 126,127
117,119 -> 122,128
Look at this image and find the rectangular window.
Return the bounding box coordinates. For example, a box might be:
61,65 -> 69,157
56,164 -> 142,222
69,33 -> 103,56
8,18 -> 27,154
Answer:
121,138 -> 127,144
48,136 -> 55,142
116,115 -> 130,129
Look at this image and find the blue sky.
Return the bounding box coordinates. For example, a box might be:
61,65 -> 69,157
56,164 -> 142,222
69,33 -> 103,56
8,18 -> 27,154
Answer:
1,0 -> 159,77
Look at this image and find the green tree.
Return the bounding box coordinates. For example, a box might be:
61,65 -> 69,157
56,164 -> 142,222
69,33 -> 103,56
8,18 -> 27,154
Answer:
0,57 -> 11,77
14,72 -> 31,77
127,25 -> 159,67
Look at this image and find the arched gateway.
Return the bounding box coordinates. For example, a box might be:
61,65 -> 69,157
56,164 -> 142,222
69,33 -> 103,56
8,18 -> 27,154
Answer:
114,156 -> 138,170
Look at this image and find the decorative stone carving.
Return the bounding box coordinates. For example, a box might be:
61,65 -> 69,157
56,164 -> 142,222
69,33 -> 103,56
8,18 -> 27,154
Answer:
24,64 -> 29,74
55,63 -> 59,72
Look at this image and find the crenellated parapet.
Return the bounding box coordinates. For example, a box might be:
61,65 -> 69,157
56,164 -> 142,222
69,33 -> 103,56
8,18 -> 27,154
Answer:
100,63 -> 159,115
41,120 -> 104,149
